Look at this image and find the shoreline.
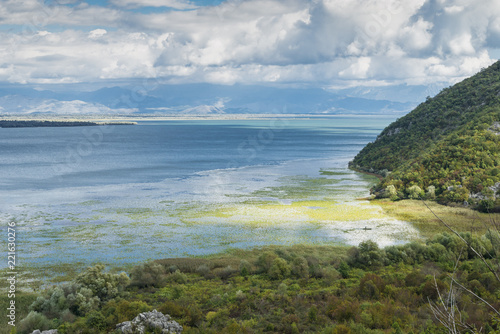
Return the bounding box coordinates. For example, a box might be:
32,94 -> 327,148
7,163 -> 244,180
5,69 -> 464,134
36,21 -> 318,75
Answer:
0,113 -> 400,122
0,120 -> 137,128
349,167 -> 384,181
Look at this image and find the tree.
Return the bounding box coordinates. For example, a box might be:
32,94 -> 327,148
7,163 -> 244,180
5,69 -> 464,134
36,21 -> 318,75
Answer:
268,258 -> 291,280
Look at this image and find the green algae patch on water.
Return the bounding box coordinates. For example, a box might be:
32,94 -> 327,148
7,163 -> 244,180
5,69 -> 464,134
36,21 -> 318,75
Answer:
250,176 -> 343,200
319,169 -> 352,176
177,200 -> 386,226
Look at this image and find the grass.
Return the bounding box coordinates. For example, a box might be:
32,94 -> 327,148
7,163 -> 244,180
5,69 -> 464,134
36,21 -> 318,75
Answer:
373,198 -> 500,238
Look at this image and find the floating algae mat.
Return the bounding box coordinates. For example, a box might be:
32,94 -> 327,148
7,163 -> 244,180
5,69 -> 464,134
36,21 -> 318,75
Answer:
180,200 -> 384,225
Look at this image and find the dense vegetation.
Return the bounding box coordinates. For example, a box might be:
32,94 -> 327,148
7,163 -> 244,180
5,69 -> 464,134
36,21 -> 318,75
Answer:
350,61 -> 500,211
8,231 -> 500,334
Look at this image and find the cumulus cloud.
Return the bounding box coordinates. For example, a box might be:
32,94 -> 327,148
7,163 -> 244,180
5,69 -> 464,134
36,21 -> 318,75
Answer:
88,29 -> 107,39
0,0 -> 499,87
109,0 -> 197,10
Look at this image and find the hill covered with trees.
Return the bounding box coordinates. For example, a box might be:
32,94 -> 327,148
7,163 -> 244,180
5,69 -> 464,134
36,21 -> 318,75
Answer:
350,61 -> 500,211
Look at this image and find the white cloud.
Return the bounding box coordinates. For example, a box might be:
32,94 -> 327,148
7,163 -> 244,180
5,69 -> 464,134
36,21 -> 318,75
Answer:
88,29 -> 107,39
449,33 -> 475,55
109,0 -> 197,10
444,5 -> 464,14
339,57 -> 372,79
0,0 -> 499,87
399,17 -> 433,52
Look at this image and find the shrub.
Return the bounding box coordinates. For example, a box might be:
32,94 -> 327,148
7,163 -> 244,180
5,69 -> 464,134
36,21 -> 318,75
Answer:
426,185 -> 436,199
257,251 -> 278,272
332,324 -> 352,334
18,311 -> 52,334
338,261 -> 350,278
268,258 -> 291,280
328,298 -> 359,323
358,273 -> 385,300
196,264 -> 211,277
130,262 -> 165,287
348,241 -> 385,268
239,260 -> 252,277
76,264 -> 130,301
291,256 -> 309,279
159,301 -> 185,318
438,187 -> 470,204
102,300 -> 151,325
386,185 -> 398,200
478,199 -> 495,212
407,185 -> 424,199
29,265 -> 129,321
216,266 -> 238,280
167,270 -> 188,284
277,282 -> 288,296
308,306 -> 318,322
85,310 -> 106,331
306,256 -> 325,278
421,278 -> 447,300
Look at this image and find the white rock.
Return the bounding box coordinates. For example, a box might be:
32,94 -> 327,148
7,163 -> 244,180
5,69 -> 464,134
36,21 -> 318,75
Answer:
116,310 -> 182,334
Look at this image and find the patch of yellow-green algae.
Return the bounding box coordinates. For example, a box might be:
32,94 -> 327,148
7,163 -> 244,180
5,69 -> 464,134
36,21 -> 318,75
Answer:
178,200 -> 386,225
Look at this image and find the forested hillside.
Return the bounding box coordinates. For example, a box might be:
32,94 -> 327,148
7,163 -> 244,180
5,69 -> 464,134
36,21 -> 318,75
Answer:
350,61 -> 500,210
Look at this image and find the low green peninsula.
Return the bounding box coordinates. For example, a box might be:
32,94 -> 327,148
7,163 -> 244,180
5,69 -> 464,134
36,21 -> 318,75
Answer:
0,120 -> 137,128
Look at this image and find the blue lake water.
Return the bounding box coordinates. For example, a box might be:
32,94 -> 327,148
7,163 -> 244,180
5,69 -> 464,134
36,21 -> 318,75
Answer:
0,117 -> 419,271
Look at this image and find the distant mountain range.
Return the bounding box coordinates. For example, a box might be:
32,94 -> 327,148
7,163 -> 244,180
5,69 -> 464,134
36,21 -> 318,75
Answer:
0,83 -> 433,115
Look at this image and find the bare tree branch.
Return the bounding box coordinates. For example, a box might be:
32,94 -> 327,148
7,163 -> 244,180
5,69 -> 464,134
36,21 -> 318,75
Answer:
420,198 -> 500,283
449,275 -> 500,318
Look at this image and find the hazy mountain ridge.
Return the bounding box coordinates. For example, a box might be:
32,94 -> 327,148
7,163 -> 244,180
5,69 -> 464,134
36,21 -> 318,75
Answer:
0,84 -> 417,115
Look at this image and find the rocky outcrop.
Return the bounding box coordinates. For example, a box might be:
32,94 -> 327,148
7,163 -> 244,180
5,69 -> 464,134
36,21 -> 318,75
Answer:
31,330 -> 58,334
489,122 -> 500,135
116,310 -> 183,334
470,182 -> 500,200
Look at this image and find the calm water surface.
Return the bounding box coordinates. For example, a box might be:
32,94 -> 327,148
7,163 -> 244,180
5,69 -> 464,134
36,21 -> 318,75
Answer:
0,117 -> 419,270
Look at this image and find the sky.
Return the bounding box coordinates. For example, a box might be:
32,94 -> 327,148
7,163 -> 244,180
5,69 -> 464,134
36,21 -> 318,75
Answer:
0,0 -> 499,90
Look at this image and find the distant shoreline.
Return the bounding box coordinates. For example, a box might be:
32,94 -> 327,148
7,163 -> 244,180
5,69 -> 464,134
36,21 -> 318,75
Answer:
0,113 -> 400,123
0,120 -> 137,128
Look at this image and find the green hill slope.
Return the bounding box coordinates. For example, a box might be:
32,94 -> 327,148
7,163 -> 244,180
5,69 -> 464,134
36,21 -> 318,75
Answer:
350,61 -> 500,211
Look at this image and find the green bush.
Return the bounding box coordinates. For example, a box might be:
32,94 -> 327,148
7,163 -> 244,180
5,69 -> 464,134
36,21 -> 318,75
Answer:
18,311 -> 52,334
407,185 -> 424,199
196,264 -> 211,277
268,258 -> 291,280
130,262 -> 165,287
239,260 -> 252,277
291,256 -> 309,279
348,241 -> 386,268
85,310 -> 106,331
438,187 -> 470,204
338,261 -> 350,278
167,270 -> 188,284
257,251 -> 278,272
76,264 -> 129,301
386,185 -> 399,200
426,185 -> 436,199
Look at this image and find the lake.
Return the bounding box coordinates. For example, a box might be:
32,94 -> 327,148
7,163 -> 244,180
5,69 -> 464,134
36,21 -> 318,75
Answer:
0,117 -> 419,271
